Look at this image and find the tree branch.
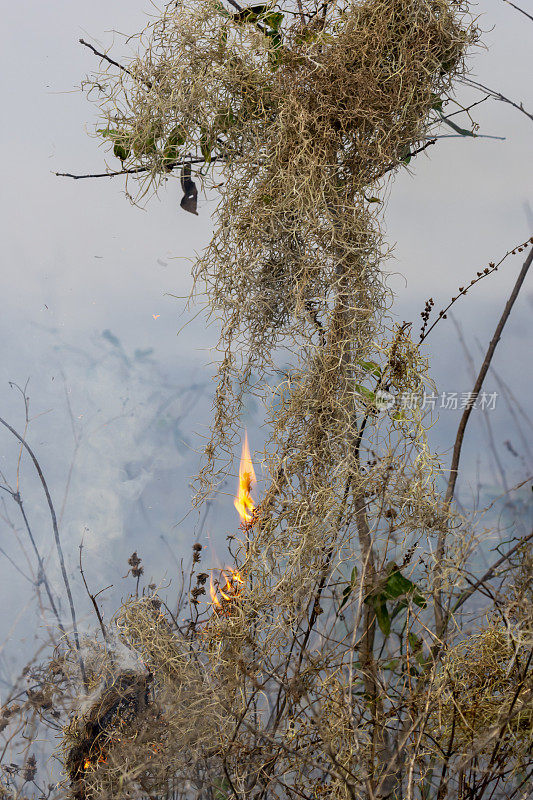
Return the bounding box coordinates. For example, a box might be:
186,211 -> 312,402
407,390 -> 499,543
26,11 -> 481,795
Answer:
55,166 -> 149,180
461,77 -> 533,123
55,157 -> 211,181
79,38 -> 152,89
502,0 -> 533,23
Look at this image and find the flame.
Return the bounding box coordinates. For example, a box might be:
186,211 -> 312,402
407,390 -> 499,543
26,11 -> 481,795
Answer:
83,754 -> 107,770
210,572 -> 221,608
209,568 -> 245,610
234,431 -> 256,524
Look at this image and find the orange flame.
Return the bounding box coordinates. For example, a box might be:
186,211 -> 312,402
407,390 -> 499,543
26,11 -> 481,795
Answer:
234,431 -> 256,524
209,568 -> 245,610
210,572 -> 221,608
83,754 -> 107,770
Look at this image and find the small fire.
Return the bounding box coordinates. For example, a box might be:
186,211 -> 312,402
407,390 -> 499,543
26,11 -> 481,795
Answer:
210,572 -> 221,609
83,754 -> 107,770
234,431 -> 256,525
209,568 -> 245,611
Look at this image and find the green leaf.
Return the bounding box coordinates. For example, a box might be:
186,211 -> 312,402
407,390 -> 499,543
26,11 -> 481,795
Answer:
264,24 -> 284,67
132,133 -> 158,157
214,106 -> 236,133
113,142 -> 130,161
384,567 -> 416,599
167,125 -> 187,149
408,632 -> 427,666
199,127 -> 214,164
339,585 -> 352,611
399,144 -> 412,165
98,128 -> 131,160
263,11 -> 284,29
355,384 -> 376,402
392,410 -> 406,421
382,658 -> 401,671
430,93 -> 444,112
367,593 -> 391,636
266,28 -> 283,51
384,565 -> 427,607
390,598 -> 408,621
219,25 -> 229,45
232,4 -> 268,23
294,28 -> 319,45
358,360 -> 381,378
214,1 -> 233,18
367,196 -> 382,204
98,128 -> 119,138
339,566 -> 358,611
162,125 -> 187,169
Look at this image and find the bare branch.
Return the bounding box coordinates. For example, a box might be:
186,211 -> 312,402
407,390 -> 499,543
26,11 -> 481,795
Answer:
55,157 -> 211,181
420,236 -> 533,343
461,77 -> 533,123
55,166 -> 149,180
445,243 -> 533,503
449,529 -> 533,619
0,416 -> 87,688
502,0 -> 533,23
432,243 -> 533,641
79,38 -> 152,89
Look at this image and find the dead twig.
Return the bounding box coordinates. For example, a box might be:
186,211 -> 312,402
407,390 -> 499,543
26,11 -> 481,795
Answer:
433,244 -> 533,640
0,416 -> 87,688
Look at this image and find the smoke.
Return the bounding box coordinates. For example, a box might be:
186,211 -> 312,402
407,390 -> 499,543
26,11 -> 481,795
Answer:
0,322 -> 211,676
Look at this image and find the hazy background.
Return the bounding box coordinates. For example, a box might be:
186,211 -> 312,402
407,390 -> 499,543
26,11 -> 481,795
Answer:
0,0 -> 531,679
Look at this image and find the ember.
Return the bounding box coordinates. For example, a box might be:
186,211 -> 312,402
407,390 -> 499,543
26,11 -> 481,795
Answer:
83,754 -> 107,770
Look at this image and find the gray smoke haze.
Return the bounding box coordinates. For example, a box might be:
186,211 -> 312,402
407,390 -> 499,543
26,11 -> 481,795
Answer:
0,0 -> 531,685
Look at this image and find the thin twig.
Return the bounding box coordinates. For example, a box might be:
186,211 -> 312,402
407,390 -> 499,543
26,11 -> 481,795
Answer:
11,490 -> 66,636
450,313 -> 510,493
461,77 -> 533,123
0,416 -> 87,688
380,139 -> 437,178
79,542 -> 108,643
55,166 -> 149,180
502,0 -> 533,23
420,236 -> 533,343
224,0 -> 244,12
432,244 -> 533,640
448,529 -> 533,619
445,245 -> 532,504
79,39 -> 152,89
55,157 -> 211,180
